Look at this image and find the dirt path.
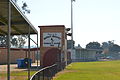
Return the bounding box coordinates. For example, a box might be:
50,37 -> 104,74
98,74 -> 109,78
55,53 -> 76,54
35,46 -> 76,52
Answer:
0,60 -> 40,72
0,64 -> 26,72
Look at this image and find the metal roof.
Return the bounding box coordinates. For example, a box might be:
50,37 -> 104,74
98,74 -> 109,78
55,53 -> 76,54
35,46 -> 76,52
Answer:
0,0 -> 38,35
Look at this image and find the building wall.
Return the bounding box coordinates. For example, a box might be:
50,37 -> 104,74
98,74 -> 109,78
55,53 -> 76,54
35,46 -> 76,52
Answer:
0,48 -> 7,64
0,48 -> 36,64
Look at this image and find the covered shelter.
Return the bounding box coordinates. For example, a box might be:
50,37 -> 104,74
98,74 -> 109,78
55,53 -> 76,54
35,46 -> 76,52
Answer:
0,0 -> 39,80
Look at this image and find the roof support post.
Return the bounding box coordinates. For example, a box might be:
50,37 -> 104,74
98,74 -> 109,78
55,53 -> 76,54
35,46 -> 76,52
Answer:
28,26 -> 31,80
37,33 -> 39,69
7,1 -> 11,80
29,34 -> 39,68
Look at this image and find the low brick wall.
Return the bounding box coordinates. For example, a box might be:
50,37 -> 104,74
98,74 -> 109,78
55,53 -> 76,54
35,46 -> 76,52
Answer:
0,48 -> 36,64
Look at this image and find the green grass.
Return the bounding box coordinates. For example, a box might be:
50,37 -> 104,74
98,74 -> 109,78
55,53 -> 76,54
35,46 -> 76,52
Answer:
54,60 -> 120,80
0,71 -> 36,80
0,71 -> 36,76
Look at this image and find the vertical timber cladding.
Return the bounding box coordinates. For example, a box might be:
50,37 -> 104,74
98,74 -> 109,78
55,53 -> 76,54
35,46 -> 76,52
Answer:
39,25 -> 66,66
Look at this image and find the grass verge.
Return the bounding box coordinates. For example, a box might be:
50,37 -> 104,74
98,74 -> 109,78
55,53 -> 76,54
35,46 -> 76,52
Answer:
0,71 -> 36,80
53,60 -> 120,80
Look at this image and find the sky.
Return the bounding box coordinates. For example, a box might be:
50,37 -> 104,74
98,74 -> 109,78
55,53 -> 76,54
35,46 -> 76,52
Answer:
16,0 -> 120,48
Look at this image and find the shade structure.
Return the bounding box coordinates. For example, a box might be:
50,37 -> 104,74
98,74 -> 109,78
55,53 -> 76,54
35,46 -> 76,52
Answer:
0,0 -> 39,80
0,0 -> 38,35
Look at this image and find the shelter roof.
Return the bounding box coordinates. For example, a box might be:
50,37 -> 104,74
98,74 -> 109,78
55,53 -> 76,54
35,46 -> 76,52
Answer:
38,25 -> 65,28
0,0 -> 38,35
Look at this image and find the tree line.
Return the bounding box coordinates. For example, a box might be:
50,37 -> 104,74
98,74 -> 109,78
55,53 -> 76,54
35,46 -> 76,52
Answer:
86,41 -> 120,52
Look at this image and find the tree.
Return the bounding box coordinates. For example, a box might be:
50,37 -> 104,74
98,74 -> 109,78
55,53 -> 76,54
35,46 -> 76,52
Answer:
13,0 -> 30,14
86,42 -> 101,49
109,44 -> 120,52
17,35 -> 27,48
101,40 -> 120,54
21,1 -> 30,14
0,36 -> 18,47
11,36 -> 18,47
102,40 -> 114,49
102,42 -> 109,49
13,0 -> 18,3
0,35 -> 27,48
0,36 -> 7,47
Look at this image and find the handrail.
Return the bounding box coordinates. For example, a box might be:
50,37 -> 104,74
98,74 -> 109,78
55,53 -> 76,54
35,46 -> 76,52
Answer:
30,64 -> 57,80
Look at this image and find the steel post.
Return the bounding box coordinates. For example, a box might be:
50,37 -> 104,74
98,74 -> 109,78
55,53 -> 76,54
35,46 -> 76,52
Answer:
7,1 -> 11,80
37,34 -> 39,68
28,26 -> 31,80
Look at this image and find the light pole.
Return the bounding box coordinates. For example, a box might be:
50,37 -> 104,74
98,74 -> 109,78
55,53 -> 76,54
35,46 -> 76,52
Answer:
71,0 -> 75,52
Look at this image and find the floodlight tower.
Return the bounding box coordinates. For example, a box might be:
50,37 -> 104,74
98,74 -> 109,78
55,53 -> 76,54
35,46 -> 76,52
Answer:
71,0 -> 75,51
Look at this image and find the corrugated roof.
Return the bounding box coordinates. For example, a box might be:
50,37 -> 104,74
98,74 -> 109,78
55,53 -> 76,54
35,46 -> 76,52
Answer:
0,0 -> 38,35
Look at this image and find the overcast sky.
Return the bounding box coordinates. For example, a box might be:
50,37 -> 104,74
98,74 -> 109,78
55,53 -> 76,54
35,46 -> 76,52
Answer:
17,0 -> 120,48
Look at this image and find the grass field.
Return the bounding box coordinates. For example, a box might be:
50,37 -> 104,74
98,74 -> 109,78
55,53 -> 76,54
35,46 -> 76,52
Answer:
53,60 -> 120,80
0,71 -> 36,80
